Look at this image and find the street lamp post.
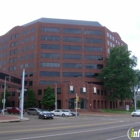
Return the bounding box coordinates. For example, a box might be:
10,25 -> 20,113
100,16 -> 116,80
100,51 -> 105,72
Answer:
2,76 -> 10,115
55,83 -> 57,110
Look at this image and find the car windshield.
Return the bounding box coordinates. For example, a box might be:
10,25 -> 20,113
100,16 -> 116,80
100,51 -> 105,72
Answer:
42,111 -> 50,113
62,110 -> 70,112
136,110 -> 140,112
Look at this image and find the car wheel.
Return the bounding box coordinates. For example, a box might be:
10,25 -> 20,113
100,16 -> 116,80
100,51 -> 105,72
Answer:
62,114 -> 65,117
132,115 -> 134,117
27,112 -> 30,115
38,116 -> 40,119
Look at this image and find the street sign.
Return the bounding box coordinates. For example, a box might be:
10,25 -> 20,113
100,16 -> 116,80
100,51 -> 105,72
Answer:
126,105 -> 129,111
2,99 -> 6,104
76,95 -> 79,102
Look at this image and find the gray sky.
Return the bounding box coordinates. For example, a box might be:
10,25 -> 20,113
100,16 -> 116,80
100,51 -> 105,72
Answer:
0,0 -> 140,68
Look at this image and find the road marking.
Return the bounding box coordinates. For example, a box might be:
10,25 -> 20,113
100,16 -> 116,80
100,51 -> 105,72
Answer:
11,122 -> 140,140
106,135 -> 127,140
0,121 -> 119,134
50,123 -> 71,125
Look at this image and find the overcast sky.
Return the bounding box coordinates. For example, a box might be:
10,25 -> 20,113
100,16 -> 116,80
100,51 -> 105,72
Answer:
0,0 -> 140,68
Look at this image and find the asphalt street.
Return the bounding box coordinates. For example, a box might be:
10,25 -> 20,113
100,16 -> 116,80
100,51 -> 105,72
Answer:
0,113 -> 140,140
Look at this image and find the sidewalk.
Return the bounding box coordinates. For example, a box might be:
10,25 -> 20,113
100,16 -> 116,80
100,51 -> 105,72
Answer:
0,114 -> 29,123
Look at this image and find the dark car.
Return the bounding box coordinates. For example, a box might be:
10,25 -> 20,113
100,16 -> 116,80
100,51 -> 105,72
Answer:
38,111 -> 54,119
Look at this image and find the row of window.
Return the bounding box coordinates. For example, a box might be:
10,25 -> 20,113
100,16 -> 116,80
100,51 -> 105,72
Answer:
40,71 -> 98,78
21,45 -> 35,52
10,49 -> 18,55
0,60 -> 6,65
40,53 -> 103,60
41,27 -> 102,36
0,45 -> 8,51
37,87 -> 106,96
20,62 -> 34,69
41,44 -> 103,52
40,62 -> 103,69
10,41 -> 18,47
0,37 -> 8,44
22,27 -> 35,36
20,72 -> 33,77
20,54 -> 34,61
41,36 -> 102,43
9,57 -> 17,63
0,52 -> 7,58
21,36 -> 35,44
11,33 -> 19,40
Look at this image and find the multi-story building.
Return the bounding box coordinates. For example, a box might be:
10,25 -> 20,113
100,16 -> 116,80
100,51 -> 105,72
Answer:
0,18 -> 129,110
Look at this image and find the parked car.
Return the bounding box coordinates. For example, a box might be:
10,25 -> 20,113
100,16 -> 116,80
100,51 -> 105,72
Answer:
62,109 -> 79,116
7,107 -> 24,114
131,110 -> 140,117
38,111 -> 54,119
50,109 -> 72,117
27,108 -> 42,115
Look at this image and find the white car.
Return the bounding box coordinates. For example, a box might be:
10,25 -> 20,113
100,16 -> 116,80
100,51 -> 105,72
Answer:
51,109 -> 72,117
131,110 -> 140,117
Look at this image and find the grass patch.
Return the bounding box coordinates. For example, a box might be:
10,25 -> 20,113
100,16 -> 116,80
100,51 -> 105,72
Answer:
100,108 -> 135,114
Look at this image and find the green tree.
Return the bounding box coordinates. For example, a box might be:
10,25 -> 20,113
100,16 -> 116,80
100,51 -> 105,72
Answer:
98,46 -> 137,106
0,89 -> 10,107
24,89 -> 37,108
41,86 -> 55,110
137,100 -> 140,108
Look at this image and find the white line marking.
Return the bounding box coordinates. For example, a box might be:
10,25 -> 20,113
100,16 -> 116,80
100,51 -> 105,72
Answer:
50,123 -> 70,125
11,122 -> 139,140
106,135 -> 127,140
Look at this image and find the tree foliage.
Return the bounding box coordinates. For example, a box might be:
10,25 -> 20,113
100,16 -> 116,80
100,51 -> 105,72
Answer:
98,46 -> 137,105
24,89 -> 37,108
41,86 -> 55,109
137,100 -> 140,108
0,89 -> 10,107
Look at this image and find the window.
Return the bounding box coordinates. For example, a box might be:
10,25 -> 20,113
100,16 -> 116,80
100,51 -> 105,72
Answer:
84,30 -> 102,35
39,81 -> 59,85
40,44 -> 60,50
41,36 -> 60,41
63,37 -> 82,42
85,55 -> 103,60
85,38 -> 102,44
29,72 -> 33,76
63,54 -> 82,59
38,89 -> 42,95
84,46 -> 103,52
29,81 -> 33,86
41,27 -> 60,33
85,64 -> 103,69
63,63 -> 82,68
80,88 -> 86,94
85,73 -> 98,78
40,53 -> 60,59
63,45 -> 82,51
40,62 -> 60,68
29,62 -> 34,67
40,71 -> 60,77
63,28 -> 81,34
97,89 -> 100,95
63,72 -> 82,77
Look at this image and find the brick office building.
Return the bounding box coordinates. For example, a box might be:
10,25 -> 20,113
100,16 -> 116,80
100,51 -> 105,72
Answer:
0,18 -> 130,110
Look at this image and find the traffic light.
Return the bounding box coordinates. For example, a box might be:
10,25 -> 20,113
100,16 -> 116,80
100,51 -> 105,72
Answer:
76,95 -> 79,103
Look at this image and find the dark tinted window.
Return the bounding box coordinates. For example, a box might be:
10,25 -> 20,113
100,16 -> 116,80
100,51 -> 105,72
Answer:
85,55 -> 103,60
40,44 -> 60,50
40,53 -> 60,59
84,30 -> 102,35
63,63 -> 82,68
85,46 -> 103,52
40,71 -> 60,77
63,54 -> 82,59
63,28 -> 81,34
63,37 -> 82,42
63,72 -> 82,77
85,38 -> 102,44
85,73 -> 99,78
41,27 -> 60,33
63,45 -> 82,51
41,36 -> 60,41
